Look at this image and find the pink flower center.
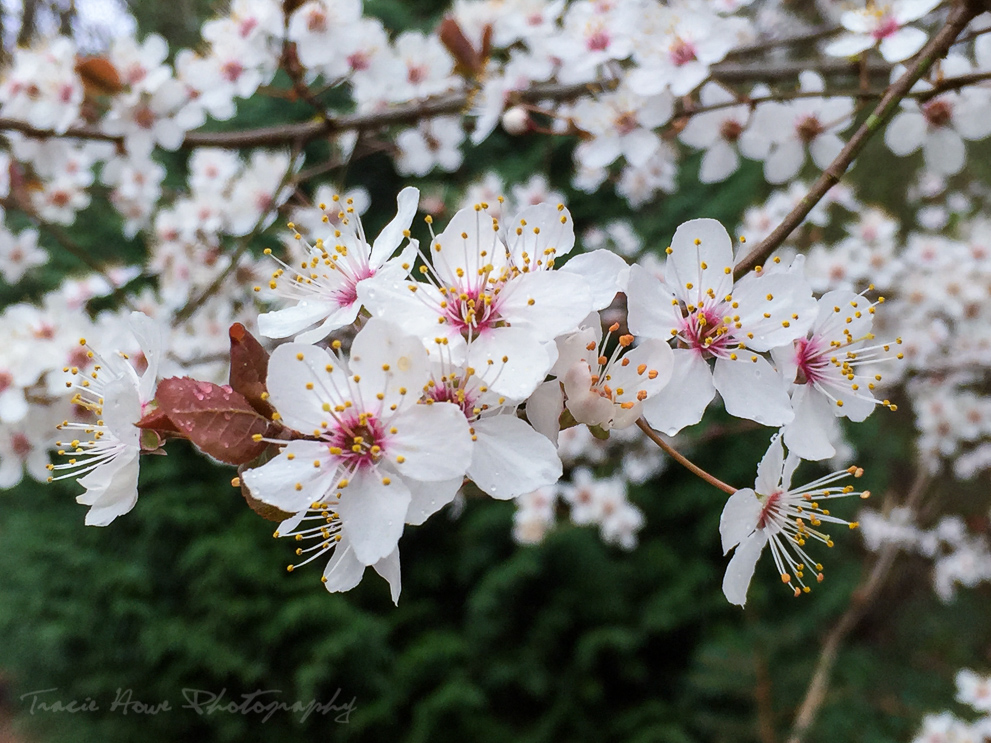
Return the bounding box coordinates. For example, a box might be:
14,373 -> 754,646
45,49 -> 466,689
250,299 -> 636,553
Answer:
756,491 -> 782,529
11,433 -> 31,459
794,337 -> 829,385
586,29 -> 610,51
871,15 -> 900,41
239,17 -> 259,37
669,38 -> 697,66
348,52 -> 370,72
307,10 -> 328,33
221,60 -> 244,82
327,414 -> 386,470
444,287 -> 499,335
332,265 -> 375,308
720,119 -> 743,142
0,372 -> 11,392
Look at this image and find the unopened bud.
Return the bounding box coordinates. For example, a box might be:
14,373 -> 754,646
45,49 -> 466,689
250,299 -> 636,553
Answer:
501,106 -> 529,135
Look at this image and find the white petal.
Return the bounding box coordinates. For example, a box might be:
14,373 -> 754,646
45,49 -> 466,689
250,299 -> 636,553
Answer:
712,356 -> 794,427
525,380 -> 564,444
879,27 -> 927,62
322,536 -> 366,594
561,249 -> 630,310
265,343 -> 348,433
722,530 -> 768,607
372,547 -> 402,605
257,301 -> 338,339
78,449 -> 140,526
755,432 -> 785,494
348,317 -> 430,407
809,133 -> 844,170
242,440 -> 340,514
667,218 -> 735,302
468,415 -> 562,499
699,141 -> 739,183
336,468 -> 410,565
292,303 -> 361,344
783,386 -> 837,461
923,128 -> 966,175
824,33 -> 874,58
719,487 -> 761,553
884,111 -> 926,155
640,349 -> 714,435
498,270 -> 592,341
626,264 -> 680,340
466,326 -> 552,401
506,202 -> 576,259
388,402 -> 472,481
763,138 -> 804,184
405,476 -> 464,525
369,186 -> 419,266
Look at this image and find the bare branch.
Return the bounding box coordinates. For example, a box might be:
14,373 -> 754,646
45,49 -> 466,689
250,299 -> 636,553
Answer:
785,470 -> 931,743
733,0 -> 983,279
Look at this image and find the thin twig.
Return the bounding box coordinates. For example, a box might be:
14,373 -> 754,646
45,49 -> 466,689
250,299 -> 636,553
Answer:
785,470 -> 930,743
636,418 -> 737,495
171,148 -> 303,326
733,0 -> 982,279
724,25 -> 843,59
678,70 -> 991,118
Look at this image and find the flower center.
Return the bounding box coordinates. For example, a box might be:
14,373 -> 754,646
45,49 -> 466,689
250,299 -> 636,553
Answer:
796,115 -> 824,144
329,414 -> 385,470
871,15 -> 899,41
923,99 -> 953,128
756,491 -> 782,530
720,119 -> 743,142
669,38 -> 697,66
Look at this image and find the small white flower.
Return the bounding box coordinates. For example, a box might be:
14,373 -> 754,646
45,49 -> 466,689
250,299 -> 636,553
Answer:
48,313 -> 163,526
719,433 -> 870,607
257,187 -> 419,343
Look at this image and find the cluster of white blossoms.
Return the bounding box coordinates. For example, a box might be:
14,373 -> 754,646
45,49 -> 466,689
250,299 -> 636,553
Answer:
911,669 -> 991,743
35,182 -> 900,608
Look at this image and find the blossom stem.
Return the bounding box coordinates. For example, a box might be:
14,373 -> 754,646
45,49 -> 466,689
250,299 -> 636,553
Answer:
733,0 -> 983,279
636,418 -> 736,495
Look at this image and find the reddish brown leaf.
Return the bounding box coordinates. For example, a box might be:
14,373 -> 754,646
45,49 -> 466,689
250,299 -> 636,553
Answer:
76,56 -> 122,96
134,407 -> 181,433
156,377 -> 270,465
229,323 -> 275,417
438,17 -> 484,79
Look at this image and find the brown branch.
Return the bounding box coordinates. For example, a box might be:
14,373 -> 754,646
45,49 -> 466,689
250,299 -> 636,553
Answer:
171,149 -> 302,326
636,418 -> 737,495
0,59 -> 894,151
785,470 -> 930,743
678,70 -> 991,119
724,25 -> 843,60
733,0 -> 982,279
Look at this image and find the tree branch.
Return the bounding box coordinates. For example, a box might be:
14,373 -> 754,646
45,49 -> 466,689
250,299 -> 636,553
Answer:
733,0 -> 982,279
784,470 -> 930,743
636,418 -> 737,495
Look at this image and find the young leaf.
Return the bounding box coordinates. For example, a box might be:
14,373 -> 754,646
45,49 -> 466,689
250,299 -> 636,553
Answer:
155,377 -> 271,465
228,323 -> 275,418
